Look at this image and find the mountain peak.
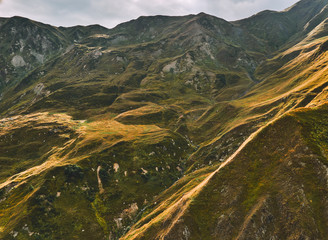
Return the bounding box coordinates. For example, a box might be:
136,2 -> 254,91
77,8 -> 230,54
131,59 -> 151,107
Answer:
197,12 -> 207,16
286,0 -> 328,13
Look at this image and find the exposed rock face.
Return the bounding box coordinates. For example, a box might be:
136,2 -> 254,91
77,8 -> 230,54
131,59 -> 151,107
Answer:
11,55 -> 26,67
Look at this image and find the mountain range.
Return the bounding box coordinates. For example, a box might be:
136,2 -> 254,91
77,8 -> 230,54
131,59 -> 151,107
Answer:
1,0 -> 328,239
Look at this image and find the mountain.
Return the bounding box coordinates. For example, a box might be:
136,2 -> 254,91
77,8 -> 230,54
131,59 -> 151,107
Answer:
1,0 -> 328,239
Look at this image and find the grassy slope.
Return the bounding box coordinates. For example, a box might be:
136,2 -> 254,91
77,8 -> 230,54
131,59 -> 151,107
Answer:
2,1 -> 328,239
120,22 -> 328,239
121,75 -> 328,240
0,113 -> 193,239
152,104 -> 328,240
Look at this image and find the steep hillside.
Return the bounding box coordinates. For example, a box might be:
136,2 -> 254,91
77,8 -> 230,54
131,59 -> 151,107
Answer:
0,16 -> 108,95
235,0 -> 328,50
1,0 -> 328,239
122,104 -> 328,240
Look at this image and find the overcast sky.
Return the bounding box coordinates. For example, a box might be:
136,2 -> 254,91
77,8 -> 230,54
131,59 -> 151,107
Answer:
0,0 -> 299,28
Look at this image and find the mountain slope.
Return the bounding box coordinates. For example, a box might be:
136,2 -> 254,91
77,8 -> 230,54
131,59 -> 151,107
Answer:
123,104 -> 328,239
1,0 -> 328,239
235,0 -> 328,50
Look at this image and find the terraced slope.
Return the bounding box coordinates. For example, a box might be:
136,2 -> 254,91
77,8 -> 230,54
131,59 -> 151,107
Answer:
1,0 -> 328,239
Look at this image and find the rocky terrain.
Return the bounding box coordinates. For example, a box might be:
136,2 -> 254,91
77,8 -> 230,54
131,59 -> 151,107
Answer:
1,0 -> 328,239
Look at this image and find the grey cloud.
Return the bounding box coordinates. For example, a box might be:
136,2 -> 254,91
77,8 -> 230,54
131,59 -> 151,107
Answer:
0,0 -> 299,28
201,0 -> 299,20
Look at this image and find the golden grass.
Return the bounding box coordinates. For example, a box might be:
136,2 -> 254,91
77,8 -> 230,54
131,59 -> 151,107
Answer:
0,112 -> 169,192
121,115 -> 279,239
